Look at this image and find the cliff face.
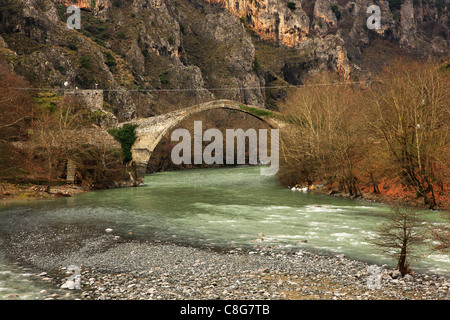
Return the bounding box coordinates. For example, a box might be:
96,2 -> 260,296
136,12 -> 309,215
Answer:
205,0 -> 449,79
205,0 -> 449,50
205,0 -> 311,47
0,0 -> 271,119
54,0 -> 111,10
0,0 -> 448,120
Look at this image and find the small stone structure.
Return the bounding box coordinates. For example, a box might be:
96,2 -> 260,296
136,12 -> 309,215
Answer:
66,159 -> 76,183
64,89 -> 118,128
64,89 -> 104,111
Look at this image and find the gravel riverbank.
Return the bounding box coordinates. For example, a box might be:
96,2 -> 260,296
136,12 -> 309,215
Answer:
73,243 -> 450,301
3,225 -> 449,300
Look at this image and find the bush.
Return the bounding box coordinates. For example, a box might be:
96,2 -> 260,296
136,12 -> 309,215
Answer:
253,57 -> 261,72
159,71 -> 170,84
103,51 -> 117,67
239,105 -> 273,117
113,0 -> 122,8
108,124 -> 139,163
80,56 -> 91,69
68,43 -> 78,51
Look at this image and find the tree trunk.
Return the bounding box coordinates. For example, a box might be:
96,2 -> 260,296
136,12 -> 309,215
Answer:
370,172 -> 380,194
46,161 -> 52,194
397,238 -> 409,276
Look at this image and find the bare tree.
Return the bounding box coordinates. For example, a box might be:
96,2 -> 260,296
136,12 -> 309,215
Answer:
0,60 -> 33,143
0,59 -> 34,196
428,212 -> 450,254
367,59 -> 450,208
369,205 -> 426,276
75,128 -> 125,189
278,72 -> 366,195
31,94 -> 127,191
31,96 -> 91,191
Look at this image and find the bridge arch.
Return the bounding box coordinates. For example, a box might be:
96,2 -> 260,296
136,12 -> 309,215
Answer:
119,100 -> 284,182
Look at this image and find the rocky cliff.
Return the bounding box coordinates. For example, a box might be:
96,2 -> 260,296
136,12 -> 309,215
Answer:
0,0 -> 448,121
206,0 -> 449,78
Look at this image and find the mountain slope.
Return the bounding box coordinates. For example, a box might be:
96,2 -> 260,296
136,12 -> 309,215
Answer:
0,0 -> 448,121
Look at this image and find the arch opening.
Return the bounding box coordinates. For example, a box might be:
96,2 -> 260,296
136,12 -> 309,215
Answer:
127,100 -> 281,182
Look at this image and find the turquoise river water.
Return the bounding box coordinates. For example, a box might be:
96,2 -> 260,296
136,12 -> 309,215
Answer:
0,166 -> 449,299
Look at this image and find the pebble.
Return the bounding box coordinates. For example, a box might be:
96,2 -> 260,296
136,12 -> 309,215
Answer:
45,242 -> 449,300
3,222 -> 449,301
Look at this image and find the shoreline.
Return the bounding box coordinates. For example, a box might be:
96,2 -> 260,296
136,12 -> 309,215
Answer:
0,182 -> 89,204
289,185 -> 450,213
4,238 -> 449,301
1,209 -> 449,300
1,172 -> 449,300
2,172 -> 449,214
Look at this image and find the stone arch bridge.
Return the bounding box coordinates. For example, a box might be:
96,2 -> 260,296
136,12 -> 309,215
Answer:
118,100 -> 286,182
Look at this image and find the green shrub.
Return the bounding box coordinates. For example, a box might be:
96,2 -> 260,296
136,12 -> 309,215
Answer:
103,51 -> 117,67
80,56 -> 91,69
55,4 -> 66,21
159,71 -> 170,84
68,43 -> 78,51
108,124 -> 138,163
94,38 -> 106,46
253,57 -> 261,72
239,105 -> 273,117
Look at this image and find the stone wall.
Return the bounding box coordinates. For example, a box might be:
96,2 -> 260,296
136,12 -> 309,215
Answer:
64,90 -> 118,128
64,89 -> 104,111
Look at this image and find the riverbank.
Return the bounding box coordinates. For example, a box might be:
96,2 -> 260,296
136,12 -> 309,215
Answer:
70,243 -> 450,300
3,170 -> 449,213
0,182 -> 88,203
1,167 -> 448,301
3,229 -> 449,300
288,183 -> 450,213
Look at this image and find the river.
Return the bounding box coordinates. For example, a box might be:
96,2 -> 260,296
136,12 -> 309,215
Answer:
0,166 -> 449,299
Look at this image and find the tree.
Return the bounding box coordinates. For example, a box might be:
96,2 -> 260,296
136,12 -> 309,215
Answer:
0,60 -> 33,142
428,212 -> 450,254
369,205 -> 426,276
367,59 -> 450,208
0,59 -> 34,196
75,128 -> 126,189
31,95 -> 126,191
0,59 -> 126,193
278,72 -> 366,196
31,96 -> 88,191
